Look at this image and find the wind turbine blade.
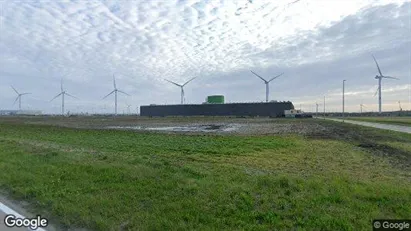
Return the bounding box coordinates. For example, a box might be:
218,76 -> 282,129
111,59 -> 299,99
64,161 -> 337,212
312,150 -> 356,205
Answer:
183,77 -> 197,86
102,90 -> 115,99
113,74 -> 117,89
50,93 -> 62,102
382,76 -> 399,80
373,86 -> 379,97
61,78 -> 64,92
13,96 -> 19,105
21,93 -> 31,96
268,73 -> 284,82
164,79 -> 182,87
10,85 -> 19,95
372,55 -> 383,76
250,70 -> 267,82
65,92 -> 79,99
117,90 -> 130,96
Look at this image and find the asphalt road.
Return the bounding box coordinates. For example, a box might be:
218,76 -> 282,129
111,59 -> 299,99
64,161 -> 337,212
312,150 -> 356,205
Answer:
321,117 -> 411,134
0,211 -> 27,231
0,200 -> 47,231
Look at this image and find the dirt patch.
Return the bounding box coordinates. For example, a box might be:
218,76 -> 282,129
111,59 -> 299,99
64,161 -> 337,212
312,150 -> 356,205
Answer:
357,142 -> 411,169
203,124 -> 223,130
305,120 -> 411,170
3,116 -> 410,169
105,124 -> 241,133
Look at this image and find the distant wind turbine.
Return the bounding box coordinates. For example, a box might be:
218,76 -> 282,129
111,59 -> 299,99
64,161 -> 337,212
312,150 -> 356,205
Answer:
250,70 -> 283,102
51,79 -> 78,115
164,77 -> 197,104
315,102 -> 322,117
103,74 -> 129,115
372,55 -> 399,113
360,103 -> 367,114
126,104 -> 131,114
11,85 -> 31,110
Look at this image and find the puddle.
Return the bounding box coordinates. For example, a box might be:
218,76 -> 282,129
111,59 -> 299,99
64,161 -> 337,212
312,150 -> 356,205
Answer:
106,124 -> 241,133
106,126 -> 142,130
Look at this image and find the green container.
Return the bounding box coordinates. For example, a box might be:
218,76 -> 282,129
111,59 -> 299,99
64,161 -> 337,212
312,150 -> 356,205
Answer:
207,95 -> 224,104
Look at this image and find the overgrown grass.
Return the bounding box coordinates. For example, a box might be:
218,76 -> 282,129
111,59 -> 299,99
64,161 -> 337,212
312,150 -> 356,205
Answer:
0,120 -> 410,230
346,116 -> 411,126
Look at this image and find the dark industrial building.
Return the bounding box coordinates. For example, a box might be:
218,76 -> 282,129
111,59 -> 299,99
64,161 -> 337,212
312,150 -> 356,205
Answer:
140,101 -> 294,117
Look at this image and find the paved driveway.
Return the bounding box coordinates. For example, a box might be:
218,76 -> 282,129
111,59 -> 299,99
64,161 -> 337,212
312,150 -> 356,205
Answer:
320,117 -> 411,134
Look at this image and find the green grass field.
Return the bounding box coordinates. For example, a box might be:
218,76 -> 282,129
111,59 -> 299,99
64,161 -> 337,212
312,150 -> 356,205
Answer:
346,116 -> 411,127
0,118 -> 410,230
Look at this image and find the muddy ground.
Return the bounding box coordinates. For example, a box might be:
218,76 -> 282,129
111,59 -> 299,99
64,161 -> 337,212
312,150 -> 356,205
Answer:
1,115 -> 410,169
1,115 -> 327,135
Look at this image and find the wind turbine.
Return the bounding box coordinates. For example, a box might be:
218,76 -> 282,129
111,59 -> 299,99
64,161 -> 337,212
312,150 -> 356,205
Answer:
102,74 -> 129,115
315,102 -> 322,117
398,101 -> 402,111
11,86 -> 31,110
51,79 -> 78,115
372,55 -> 399,113
360,103 -> 367,114
250,70 -> 283,102
164,77 -> 197,104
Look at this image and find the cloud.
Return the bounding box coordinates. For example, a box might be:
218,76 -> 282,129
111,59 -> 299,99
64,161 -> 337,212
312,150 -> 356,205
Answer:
0,0 -> 410,114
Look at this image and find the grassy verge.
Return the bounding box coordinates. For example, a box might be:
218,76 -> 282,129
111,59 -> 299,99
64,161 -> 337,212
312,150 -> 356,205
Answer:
0,120 -> 410,230
345,116 -> 411,127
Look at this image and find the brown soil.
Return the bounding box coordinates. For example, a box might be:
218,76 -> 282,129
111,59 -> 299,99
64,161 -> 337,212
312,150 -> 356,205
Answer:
1,115 -> 410,168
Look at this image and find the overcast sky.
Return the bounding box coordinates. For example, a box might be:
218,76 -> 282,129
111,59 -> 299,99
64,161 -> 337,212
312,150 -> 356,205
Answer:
0,0 -> 410,114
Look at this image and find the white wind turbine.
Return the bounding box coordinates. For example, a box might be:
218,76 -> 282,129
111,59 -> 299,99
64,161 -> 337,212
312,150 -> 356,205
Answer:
11,86 -> 31,110
372,55 -> 399,113
51,79 -> 78,115
103,74 -> 129,115
250,70 -> 284,102
164,77 -> 197,104
360,103 -> 367,114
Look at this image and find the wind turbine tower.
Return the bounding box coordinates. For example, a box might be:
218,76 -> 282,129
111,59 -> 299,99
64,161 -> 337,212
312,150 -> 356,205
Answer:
250,70 -> 283,102
372,55 -> 399,113
323,96 -> 326,119
103,74 -> 130,115
315,102 -> 321,117
51,79 -> 78,115
11,86 -> 31,110
164,77 -> 197,104
360,103 -> 367,114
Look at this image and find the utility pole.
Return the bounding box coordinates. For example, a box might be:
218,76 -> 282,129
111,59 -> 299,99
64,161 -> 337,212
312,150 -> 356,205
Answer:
343,80 -> 346,121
